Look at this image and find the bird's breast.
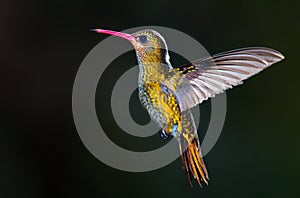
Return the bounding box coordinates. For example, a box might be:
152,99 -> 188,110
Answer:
138,82 -> 182,136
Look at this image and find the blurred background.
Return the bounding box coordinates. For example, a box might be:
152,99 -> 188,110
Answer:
1,0 -> 299,197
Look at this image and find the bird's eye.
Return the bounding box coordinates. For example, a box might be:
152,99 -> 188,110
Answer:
136,35 -> 149,43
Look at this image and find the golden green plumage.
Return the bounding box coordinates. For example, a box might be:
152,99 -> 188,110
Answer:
93,28 -> 284,187
141,82 -> 181,135
133,30 -> 209,185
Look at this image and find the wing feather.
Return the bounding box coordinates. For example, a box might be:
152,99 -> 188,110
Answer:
164,47 -> 284,111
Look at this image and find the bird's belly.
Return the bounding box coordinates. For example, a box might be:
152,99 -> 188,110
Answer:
139,92 -> 167,127
138,83 -> 181,134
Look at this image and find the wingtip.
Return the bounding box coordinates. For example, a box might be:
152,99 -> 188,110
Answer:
268,48 -> 285,62
271,51 -> 285,65
263,47 -> 285,63
277,51 -> 285,61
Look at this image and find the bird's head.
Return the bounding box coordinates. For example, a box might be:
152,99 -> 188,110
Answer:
92,29 -> 170,66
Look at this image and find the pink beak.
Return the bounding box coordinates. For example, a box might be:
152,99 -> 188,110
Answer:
91,29 -> 135,42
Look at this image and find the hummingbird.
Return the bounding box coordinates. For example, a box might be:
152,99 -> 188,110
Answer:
92,28 -> 284,186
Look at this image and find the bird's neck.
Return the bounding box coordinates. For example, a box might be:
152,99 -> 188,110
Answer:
137,49 -> 172,83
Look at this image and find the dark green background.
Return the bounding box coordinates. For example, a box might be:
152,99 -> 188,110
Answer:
1,0 -> 299,197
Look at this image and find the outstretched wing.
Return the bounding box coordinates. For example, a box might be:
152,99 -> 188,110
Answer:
164,47 -> 284,112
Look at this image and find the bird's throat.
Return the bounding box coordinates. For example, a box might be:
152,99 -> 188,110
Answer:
136,48 -> 172,82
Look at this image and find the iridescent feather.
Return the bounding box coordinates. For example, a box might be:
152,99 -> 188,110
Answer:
93,28 -> 284,186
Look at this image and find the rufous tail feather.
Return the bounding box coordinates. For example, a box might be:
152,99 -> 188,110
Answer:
179,137 -> 209,187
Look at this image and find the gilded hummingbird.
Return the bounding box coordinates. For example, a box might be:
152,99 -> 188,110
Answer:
92,28 -> 284,186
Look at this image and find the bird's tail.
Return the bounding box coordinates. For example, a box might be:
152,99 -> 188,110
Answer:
178,136 -> 209,187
